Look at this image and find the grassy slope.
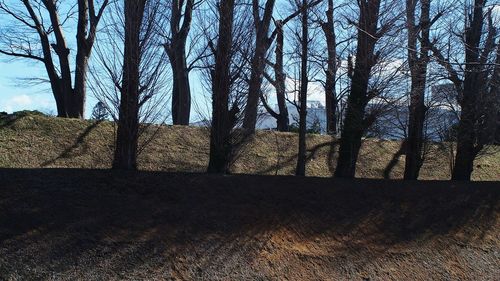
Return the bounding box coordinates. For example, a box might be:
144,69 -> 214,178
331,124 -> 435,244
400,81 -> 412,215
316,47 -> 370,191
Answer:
0,169 -> 498,280
0,113 -> 499,180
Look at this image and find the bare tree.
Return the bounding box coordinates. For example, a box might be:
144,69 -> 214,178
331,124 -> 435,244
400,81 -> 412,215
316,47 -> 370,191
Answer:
112,0 -> 148,169
245,0 -> 323,133
264,20 -> 290,131
163,0 -> 195,125
334,0 -> 382,178
334,0 -> 403,178
320,0 -> 338,134
459,0 -> 496,179
0,0 -> 109,118
426,0 -> 497,180
259,19 -> 294,133
403,0 -> 435,180
88,0 -> 169,170
294,0 -> 310,176
242,0 -> 276,133
205,0 -> 252,173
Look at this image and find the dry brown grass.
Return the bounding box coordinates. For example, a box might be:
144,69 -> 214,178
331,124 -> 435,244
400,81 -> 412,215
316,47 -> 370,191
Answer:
1,113 -> 499,180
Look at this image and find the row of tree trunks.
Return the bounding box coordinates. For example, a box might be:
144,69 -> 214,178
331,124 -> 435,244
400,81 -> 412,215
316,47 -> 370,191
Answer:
112,0 -> 147,170
207,0 -> 236,174
403,0 -> 431,180
334,0 -> 381,179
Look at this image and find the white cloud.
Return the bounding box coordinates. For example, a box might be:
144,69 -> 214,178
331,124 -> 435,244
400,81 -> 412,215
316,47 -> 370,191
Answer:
263,78 -> 326,109
0,94 -> 53,113
10,94 -> 33,106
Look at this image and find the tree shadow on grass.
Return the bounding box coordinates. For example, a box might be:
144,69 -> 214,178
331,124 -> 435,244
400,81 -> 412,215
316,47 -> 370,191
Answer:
255,138 -> 340,176
41,120 -> 103,167
0,169 -> 498,279
383,140 -> 406,179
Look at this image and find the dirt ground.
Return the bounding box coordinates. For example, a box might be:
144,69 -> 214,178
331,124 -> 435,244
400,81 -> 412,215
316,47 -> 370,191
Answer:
0,169 -> 499,280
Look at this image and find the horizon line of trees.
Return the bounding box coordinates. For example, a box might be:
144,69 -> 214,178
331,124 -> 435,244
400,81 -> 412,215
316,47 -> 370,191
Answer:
1,0 -> 499,181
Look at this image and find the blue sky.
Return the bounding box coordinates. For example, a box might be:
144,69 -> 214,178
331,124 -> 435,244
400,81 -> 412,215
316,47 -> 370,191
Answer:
0,59 -> 60,114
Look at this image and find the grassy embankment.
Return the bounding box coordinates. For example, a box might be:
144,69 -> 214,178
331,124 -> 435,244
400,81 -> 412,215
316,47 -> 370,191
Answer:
0,111 -> 499,180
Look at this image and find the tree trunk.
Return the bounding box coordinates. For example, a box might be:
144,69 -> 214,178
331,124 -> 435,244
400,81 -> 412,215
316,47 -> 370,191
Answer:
38,32 -> 65,117
261,20 -> 289,132
71,0 -> 106,119
261,2 -> 322,132
167,44 -> 191,125
322,0 -> 337,135
44,0 -> 74,118
113,0 -> 146,170
207,0 -> 235,174
335,0 -> 381,179
404,0 -> 430,180
166,0 -> 193,125
274,21 -> 289,132
72,53 -> 89,119
325,82 -> 337,134
71,0 -> 91,119
243,0 -> 276,133
452,107 -> 478,180
295,0 -> 308,176
404,72 -> 427,180
243,39 -> 267,132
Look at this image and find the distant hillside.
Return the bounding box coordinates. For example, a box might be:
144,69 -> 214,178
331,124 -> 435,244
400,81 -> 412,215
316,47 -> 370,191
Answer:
0,112 -> 499,180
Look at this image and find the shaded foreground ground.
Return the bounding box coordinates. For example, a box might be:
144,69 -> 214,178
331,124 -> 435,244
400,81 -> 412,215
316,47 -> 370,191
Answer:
0,169 -> 499,280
